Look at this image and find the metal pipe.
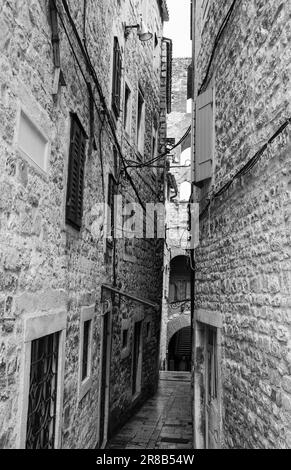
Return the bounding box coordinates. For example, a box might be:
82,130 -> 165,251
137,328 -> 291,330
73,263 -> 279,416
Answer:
101,285 -> 160,310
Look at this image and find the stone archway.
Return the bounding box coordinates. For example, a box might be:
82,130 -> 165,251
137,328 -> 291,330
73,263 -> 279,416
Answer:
167,314 -> 191,346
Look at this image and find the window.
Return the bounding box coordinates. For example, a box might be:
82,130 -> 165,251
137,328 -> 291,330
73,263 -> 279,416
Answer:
137,87 -> 145,157
122,329 -> 128,350
194,88 -> 214,186
66,114 -> 87,230
17,109 -> 49,173
26,333 -> 59,449
112,37 -> 122,118
187,63 -> 193,100
124,83 -> 132,136
79,305 -> 94,400
107,174 -> 117,250
152,118 -> 158,161
153,32 -> 160,71
82,320 -> 91,381
19,311 -> 66,449
206,327 -> 218,402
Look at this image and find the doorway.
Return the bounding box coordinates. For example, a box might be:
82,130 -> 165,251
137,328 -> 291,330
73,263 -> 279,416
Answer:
168,326 -> 191,371
132,320 -> 143,398
204,326 -> 220,449
98,304 -> 112,448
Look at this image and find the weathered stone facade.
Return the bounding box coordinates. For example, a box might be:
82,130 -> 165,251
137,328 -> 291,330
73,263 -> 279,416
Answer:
0,0 -> 169,449
191,0 -> 291,449
160,58 -> 192,370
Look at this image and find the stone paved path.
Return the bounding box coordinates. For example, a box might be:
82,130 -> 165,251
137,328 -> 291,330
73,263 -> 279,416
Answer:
107,371 -> 193,450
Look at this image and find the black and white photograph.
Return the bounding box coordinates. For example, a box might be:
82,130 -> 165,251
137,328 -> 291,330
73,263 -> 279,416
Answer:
0,0 -> 290,454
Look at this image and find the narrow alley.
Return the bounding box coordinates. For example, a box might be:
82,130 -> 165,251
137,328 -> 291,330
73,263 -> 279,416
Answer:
107,372 -> 192,450
1,0 -> 291,454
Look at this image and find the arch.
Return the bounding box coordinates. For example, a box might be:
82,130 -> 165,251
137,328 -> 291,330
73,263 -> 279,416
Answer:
167,314 -> 191,346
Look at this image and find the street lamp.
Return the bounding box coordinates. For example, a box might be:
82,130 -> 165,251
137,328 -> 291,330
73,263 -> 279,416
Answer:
124,19 -> 153,42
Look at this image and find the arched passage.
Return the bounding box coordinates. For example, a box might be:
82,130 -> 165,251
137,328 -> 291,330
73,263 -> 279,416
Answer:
167,314 -> 191,345
168,326 -> 192,372
169,256 -> 191,303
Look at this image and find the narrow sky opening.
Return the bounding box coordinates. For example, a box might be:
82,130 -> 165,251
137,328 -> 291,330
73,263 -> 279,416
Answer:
164,0 -> 192,58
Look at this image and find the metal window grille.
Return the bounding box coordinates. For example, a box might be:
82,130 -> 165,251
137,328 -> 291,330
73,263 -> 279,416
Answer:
26,332 -> 59,449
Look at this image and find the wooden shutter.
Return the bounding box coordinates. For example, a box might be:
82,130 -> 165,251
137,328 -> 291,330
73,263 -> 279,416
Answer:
66,115 -> 87,230
194,88 -> 214,186
112,37 -> 122,118
107,175 -> 117,241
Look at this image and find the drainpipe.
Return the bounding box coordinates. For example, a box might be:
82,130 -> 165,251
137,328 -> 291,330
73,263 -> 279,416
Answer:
191,0 -> 197,450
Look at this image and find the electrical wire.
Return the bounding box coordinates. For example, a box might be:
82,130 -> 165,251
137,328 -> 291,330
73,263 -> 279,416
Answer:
124,125 -> 191,169
53,0 -> 151,211
199,117 -> 291,220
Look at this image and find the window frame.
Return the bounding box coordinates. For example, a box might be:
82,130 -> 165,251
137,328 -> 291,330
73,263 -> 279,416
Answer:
123,81 -> 132,138
18,311 -> 67,449
111,36 -> 122,119
15,106 -> 50,176
78,305 -> 94,401
106,173 -> 118,253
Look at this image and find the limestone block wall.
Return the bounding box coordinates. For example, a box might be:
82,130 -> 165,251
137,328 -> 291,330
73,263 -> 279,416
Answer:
192,0 -> 291,449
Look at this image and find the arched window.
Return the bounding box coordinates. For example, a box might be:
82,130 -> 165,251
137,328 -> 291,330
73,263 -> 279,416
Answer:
180,181 -> 191,202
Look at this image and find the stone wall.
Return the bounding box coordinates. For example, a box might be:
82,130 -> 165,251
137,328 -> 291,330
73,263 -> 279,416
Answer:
192,0 -> 291,449
0,0 -> 168,449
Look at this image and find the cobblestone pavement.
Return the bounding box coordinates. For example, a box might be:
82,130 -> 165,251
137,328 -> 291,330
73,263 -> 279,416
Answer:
107,372 -> 193,450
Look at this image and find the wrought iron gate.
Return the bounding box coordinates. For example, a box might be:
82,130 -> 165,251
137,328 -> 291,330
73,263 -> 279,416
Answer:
26,332 -> 59,449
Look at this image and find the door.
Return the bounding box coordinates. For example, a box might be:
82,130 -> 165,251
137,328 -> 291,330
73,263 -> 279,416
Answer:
99,305 -> 112,448
132,321 -> 142,398
205,326 -> 220,449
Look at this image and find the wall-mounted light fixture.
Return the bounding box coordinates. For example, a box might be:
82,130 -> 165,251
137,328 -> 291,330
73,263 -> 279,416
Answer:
124,19 -> 153,42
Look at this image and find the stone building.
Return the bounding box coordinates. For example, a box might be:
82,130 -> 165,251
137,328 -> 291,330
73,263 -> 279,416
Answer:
190,0 -> 291,449
0,0 -> 170,449
160,58 -> 192,372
